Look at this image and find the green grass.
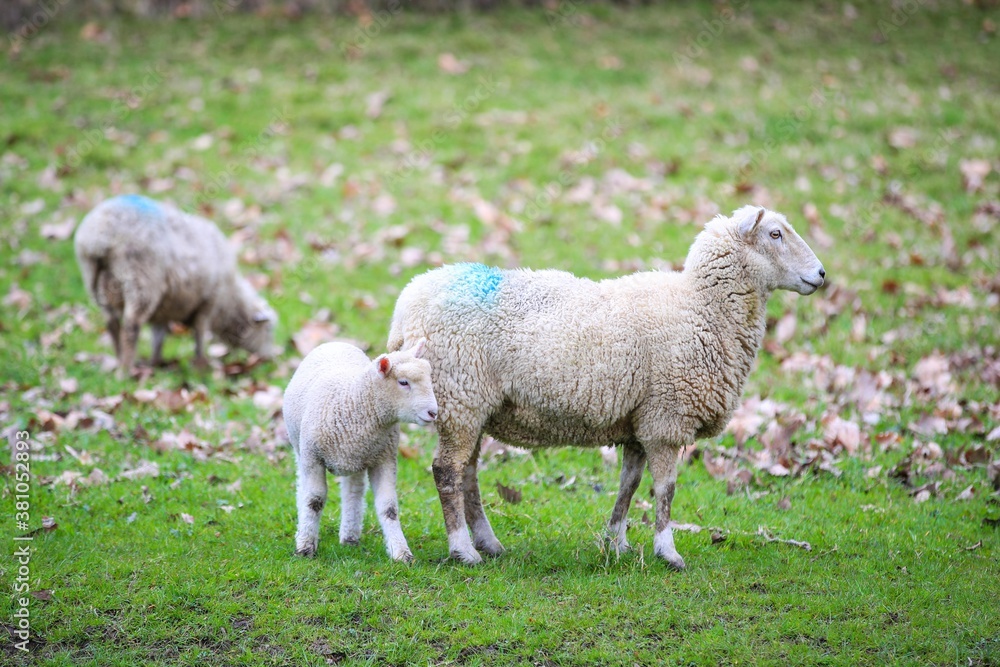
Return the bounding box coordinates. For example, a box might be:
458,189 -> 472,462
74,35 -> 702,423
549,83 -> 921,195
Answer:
2,1 -> 1000,664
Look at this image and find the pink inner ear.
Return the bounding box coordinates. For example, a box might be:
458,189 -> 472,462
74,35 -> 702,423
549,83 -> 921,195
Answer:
378,357 -> 390,375
755,208 -> 765,224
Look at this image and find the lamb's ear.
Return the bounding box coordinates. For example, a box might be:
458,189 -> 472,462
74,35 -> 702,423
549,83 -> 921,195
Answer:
376,355 -> 391,377
737,206 -> 766,237
410,338 -> 427,359
252,311 -> 271,323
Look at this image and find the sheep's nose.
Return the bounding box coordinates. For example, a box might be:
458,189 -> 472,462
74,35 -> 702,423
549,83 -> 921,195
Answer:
426,409 -> 438,420
819,267 -> 826,279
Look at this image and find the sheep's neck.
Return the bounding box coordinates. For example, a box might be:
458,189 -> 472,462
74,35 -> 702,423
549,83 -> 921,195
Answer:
690,255 -> 770,386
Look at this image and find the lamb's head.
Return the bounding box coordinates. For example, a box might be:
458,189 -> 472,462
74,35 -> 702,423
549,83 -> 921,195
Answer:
215,278 -> 280,359
729,205 -> 825,295
374,338 -> 438,426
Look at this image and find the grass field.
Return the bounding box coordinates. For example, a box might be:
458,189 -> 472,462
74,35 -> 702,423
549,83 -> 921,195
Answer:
2,1 -> 1000,664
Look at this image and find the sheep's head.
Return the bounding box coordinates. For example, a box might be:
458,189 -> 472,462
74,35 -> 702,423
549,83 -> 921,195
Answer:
374,338 -> 438,426
731,205 -> 826,295
216,278 -> 280,359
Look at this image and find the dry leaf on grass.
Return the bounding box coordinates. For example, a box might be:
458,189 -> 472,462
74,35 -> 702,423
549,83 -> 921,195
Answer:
496,482 -> 522,504
437,53 -> 469,74
292,321 -> 341,356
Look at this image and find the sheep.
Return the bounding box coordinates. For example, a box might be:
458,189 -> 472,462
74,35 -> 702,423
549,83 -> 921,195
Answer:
387,205 -> 826,567
74,195 -> 278,375
283,340 -> 438,562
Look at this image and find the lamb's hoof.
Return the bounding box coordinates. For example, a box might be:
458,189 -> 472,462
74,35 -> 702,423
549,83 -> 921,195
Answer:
392,550 -> 415,564
295,544 -> 317,558
450,548 -> 483,565
474,538 -> 505,557
340,536 -> 360,546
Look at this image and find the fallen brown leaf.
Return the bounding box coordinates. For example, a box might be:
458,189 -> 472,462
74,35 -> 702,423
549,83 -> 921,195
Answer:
496,482 -> 522,504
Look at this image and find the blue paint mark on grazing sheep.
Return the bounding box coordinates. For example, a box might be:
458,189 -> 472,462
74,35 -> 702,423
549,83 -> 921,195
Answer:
113,194 -> 162,216
447,263 -> 504,304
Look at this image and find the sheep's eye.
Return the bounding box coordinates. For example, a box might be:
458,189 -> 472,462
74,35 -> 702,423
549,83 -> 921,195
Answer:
398,379 -> 409,387
769,230 -> 782,240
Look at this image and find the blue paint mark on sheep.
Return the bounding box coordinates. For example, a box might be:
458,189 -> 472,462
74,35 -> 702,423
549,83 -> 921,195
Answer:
447,263 -> 504,305
112,194 -> 162,216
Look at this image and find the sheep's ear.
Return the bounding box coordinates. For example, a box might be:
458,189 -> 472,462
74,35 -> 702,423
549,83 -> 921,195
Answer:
410,338 -> 427,359
376,355 -> 391,377
252,311 -> 271,323
737,207 -> 766,237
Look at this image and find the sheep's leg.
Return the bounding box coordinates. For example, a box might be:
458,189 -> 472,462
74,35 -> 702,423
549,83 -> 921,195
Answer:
150,325 -> 167,367
338,472 -> 366,546
191,310 -> 210,369
368,451 -> 413,563
295,454 -> 328,557
606,442 -> 646,554
104,310 -> 122,360
463,447 -> 504,556
432,426 -> 482,564
120,296 -> 155,377
646,445 -> 685,570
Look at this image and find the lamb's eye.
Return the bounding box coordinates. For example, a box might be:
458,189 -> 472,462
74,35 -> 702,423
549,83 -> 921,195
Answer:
398,379 -> 409,387
770,230 -> 782,240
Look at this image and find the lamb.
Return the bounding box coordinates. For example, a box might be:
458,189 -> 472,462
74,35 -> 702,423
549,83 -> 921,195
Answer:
283,340 -> 438,562
387,205 -> 825,567
74,194 -> 278,375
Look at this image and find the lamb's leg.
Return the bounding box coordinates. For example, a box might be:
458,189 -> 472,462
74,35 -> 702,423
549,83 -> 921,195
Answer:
295,453 -> 328,557
368,450 -> 413,563
338,472 -> 366,546
463,444 -> 504,556
646,445 -> 685,569
606,442 -> 646,554
432,424 -> 482,564
150,325 -> 167,367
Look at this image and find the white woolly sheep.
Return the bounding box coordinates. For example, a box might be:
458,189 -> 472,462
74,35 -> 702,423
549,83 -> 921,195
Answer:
74,195 -> 278,375
283,340 -> 438,562
387,205 -> 825,567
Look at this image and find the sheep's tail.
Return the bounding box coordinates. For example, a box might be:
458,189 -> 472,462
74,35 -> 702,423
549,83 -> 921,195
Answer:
75,248 -> 107,305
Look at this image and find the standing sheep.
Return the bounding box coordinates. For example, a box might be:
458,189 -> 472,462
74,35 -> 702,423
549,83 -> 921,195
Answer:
387,206 -> 825,568
283,341 -> 438,562
74,195 -> 278,375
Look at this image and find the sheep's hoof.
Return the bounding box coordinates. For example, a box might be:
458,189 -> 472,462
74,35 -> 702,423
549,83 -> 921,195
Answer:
340,536 -> 360,546
450,548 -> 483,565
474,538 -> 505,557
607,537 -> 631,555
295,544 -> 317,558
659,552 -> 686,570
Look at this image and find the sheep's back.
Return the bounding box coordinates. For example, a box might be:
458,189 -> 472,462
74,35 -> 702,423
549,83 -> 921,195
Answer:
404,264 -> 656,429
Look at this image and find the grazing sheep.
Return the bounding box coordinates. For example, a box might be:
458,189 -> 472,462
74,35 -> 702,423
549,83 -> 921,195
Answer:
387,205 -> 825,567
283,340 -> 438,562
74,194 -> 278,375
